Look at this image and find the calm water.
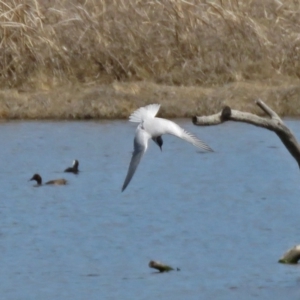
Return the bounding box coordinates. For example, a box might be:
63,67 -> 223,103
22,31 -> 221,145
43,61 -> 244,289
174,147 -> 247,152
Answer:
0,119 -> 300,299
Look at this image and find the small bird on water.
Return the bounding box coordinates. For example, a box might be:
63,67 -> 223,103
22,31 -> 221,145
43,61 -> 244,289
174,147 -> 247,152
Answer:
64,159 -> 79,174
29,174 -> 67,186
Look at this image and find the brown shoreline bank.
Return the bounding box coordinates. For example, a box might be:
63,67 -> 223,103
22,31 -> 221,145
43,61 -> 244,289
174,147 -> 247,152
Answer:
1,80 -> 300,120
1,0 -> 300,120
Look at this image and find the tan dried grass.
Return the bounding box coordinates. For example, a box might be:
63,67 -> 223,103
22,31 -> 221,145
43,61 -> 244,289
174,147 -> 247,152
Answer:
0,80 -> 299,119
0,0 -> 300,118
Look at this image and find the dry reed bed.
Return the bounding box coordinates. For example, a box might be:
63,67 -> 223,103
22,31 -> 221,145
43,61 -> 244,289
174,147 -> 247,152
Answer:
1,81 -> 300,119
0,0 -> 300,118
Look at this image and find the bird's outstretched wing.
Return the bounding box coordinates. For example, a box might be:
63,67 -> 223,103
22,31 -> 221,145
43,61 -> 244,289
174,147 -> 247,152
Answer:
129,104 -> 161,123
179,128 -> 213,152
161,119 -> 214,152
122,127 -> 149,192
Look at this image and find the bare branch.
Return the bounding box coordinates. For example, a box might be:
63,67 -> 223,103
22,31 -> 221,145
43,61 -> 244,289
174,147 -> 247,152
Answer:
255,99 -> 282,122
192,100 -> 300,168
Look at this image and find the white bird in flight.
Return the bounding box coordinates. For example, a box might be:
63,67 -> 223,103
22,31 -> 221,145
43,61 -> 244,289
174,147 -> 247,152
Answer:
122,104 -> 213,192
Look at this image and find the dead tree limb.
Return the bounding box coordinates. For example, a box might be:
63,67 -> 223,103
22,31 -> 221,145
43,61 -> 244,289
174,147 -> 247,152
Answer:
192,99 -> 300,168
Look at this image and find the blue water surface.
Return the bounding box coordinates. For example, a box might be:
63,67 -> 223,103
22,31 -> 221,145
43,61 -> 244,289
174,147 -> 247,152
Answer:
0,119 -> 299,299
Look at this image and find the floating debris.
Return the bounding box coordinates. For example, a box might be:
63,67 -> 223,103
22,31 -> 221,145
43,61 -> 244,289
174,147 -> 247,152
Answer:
149,260 -> 180,273
278,245 -> 300,264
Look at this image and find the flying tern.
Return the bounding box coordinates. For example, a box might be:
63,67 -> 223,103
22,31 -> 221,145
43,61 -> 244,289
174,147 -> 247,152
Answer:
122,104 -> 213,192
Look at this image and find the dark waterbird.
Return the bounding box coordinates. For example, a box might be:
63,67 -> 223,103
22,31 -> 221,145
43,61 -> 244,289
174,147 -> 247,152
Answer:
29,174 -> 67,186
64,159 -> 79,174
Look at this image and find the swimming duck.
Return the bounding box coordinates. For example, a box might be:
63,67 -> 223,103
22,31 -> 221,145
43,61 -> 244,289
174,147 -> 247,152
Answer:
29,174 -> 67,186
64,159 -> 79,174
